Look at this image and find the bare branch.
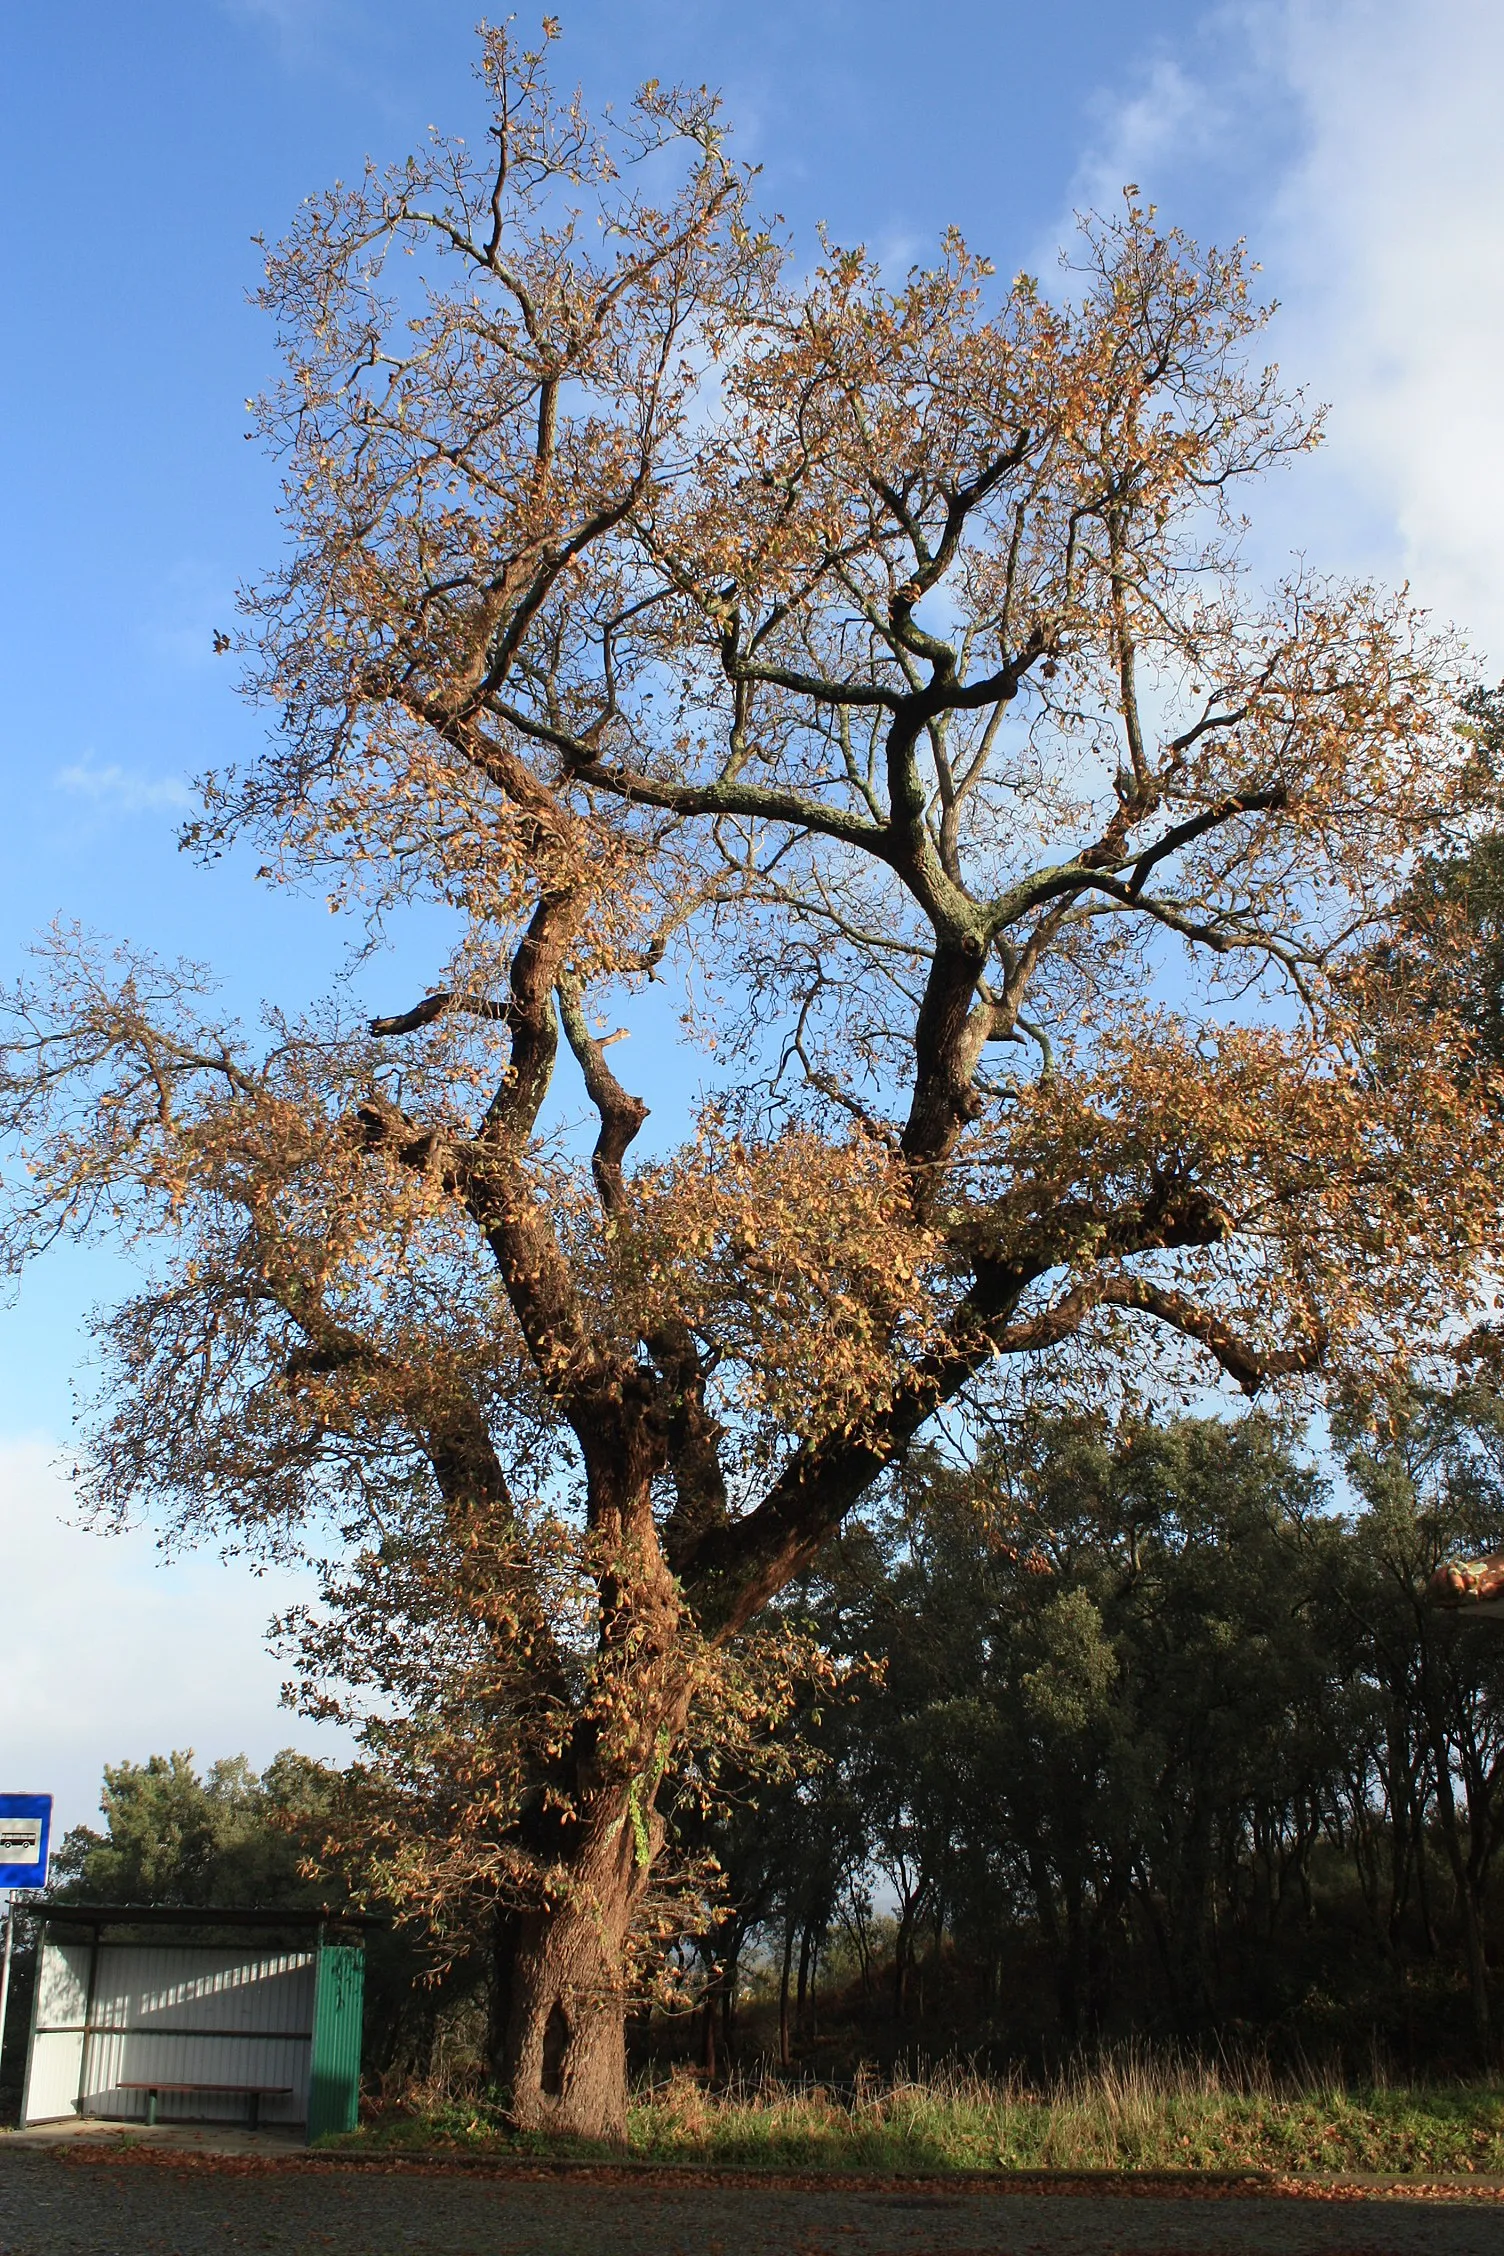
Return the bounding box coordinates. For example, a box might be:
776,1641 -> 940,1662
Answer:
370,991 -> 511,1038
556,979 -> 649,1213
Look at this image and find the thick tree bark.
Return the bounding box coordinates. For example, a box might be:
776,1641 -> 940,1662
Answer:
500,1811 -> 646,2140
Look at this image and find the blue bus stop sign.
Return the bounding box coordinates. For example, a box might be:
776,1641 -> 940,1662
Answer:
0,1796 -> 52,1889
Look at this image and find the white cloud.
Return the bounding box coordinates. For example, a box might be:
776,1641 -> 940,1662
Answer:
1265,0 -> 1504,664
54,759 -> 193,815
1065,54 -> 1230,223
1060,0 -> 1504,667
0,1435 -> 351,1840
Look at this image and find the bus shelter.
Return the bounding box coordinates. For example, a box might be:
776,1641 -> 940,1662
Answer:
19,1904 -> 369,2141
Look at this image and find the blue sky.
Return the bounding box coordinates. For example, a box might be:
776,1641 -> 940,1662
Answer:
3,0 -> 1503,1831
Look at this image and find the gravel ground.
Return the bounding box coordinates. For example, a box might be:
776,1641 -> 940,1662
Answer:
8,2150 -> 1504,2256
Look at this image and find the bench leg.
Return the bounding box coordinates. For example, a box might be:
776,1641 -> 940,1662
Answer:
145,2090 -> 158,2128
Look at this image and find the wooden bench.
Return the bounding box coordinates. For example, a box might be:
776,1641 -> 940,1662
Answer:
117,2080 -> 292,2130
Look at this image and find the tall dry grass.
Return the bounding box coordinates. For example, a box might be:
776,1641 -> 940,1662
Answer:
350,2049 -> 1504,2174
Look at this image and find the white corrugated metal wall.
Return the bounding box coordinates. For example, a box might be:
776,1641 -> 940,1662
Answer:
20,1937 -> 90,2127
22,1939 -> 317,2127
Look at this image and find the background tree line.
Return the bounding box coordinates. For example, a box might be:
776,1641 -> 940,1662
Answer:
682,1374 -> 1504,2080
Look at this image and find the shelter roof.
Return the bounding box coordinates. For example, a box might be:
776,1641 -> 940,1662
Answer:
31,1901 -> 383,1932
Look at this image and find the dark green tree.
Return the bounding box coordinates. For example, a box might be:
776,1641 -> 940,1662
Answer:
53,1750 -> 337,1909
1337,1366 -> 1504,2062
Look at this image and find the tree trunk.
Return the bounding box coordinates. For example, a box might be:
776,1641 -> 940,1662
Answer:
842,1890 -> 874,2003
778,1916 -> 795,2070
795,1921 -> 812,2043
721,1938 -> 740,2065
1409,1783 -> 1439,1956
806,1927 -> 819,2042
495,1440 -> 685,2139
486,1904 -> 520,2085
1435,1768 -> 1493,2064
893,1898 -> 915,2024
699,1974 -> 718,2082
1423,1674 -> 1493,2064
1059,1884 -> 1084,2043
501,1812 -> 644,2141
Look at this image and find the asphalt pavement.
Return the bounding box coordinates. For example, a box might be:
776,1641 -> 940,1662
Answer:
8,2133 -> 1504,2255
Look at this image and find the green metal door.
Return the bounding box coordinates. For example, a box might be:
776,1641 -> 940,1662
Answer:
307,1942 -> 365,2142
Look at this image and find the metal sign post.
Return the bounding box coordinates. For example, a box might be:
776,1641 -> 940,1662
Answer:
0,1895 -> 13,2076
0,1795 -> 52,2087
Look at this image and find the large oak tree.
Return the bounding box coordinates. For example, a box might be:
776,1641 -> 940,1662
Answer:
3,28 -> 1502,2136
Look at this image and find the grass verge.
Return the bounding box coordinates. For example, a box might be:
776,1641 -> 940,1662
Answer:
335,2058 -> 1504,2177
